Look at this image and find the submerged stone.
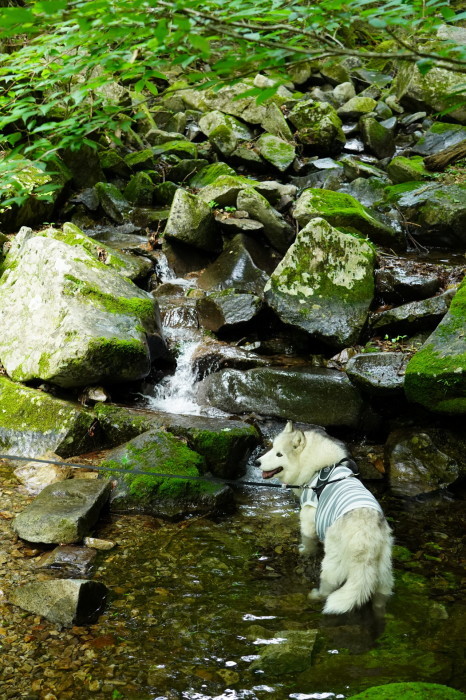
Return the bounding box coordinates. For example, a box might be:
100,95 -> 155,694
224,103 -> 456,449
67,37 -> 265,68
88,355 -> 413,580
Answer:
9,579 -> 108,627
404,279 -> 466,413
13,479 -> 112,544
264,218 -> 376,348
249,629 -> 318,675
197,367 -> 363,427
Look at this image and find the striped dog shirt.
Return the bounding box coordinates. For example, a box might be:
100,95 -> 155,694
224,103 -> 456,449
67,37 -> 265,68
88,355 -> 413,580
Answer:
300,464 -> 383,542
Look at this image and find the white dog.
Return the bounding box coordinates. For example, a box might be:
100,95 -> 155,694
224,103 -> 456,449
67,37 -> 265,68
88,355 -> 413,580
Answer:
258,422 -> 393,615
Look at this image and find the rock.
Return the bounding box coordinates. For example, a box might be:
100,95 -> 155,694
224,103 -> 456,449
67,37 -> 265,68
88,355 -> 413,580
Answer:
0,236 -> 163,387
164,188 -> 220,253
395,61 -> 466,124
197,175 -> 262,208
101,429 -> 233,519
249,629 -> 318,675
197,367 -> 363,427
264,218 -> 376,348
124,171 -> 155,206
293,187 -> 402,248
370,289 -> 456,335
404,280 -> 466,414
196,290 -> 262,333
337,96 -> 377,119
100,150 -> 132,178
261,102 -> 294,140
340,157 -> 387,181
13,452 -> 72,495
236,187 -> 294,252
152,140 -> 199,159
95,182 -> 131,224
255,134 -> 295,172
412,122 -> 466,156
198,110 -> 252,140
9,579 -> 107,627
166,159 -> 209,184
145,127 -> 188,145
0,377 -> 98,457
341,177 -> 387,208
191,337 -> 271,378
333,82 -> 356,105
13,479 -> 112,544
385,428 -> 465,496
83,537 -> 115,550
189,162 -> 237,188
198,234 -> 273,295
359,114 -> 396,159
386,155 -> 430,184
349,682 -> 466,700
216,214 -> 264,236
156,294 -> 199,330
346,352 -> 410,396
37,545 -> 98,576
288,99 -> 346,154
375,265 -> 441,304
208,124 -> 239,157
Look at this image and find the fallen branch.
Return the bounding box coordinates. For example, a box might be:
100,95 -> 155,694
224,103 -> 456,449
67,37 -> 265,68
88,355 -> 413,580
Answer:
424,139 -> 466,172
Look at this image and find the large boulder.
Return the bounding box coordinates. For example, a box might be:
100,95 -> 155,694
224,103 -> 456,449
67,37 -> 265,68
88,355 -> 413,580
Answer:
0,235 -> 163,387
164,188 -> 220,253
288,99 -> 345,154
293,188 -> 401,248
264,218 -> 376,348
13,479 -> 112,544
0,377 -> 98,457
395,61 -> 466,124
101,429 -> 233,519
197,367 -> 364,427
412,122 -> 466,157
404,279 -> 466,413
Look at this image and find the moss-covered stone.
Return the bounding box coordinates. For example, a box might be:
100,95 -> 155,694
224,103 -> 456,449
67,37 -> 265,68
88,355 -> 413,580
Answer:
151,140 -> 198,159
101,429 -> 233,519
387,155 -> 430,184
404,279 -> 466,413
208,123 -> 238,157
124,149 -> 156,171
261,102 -> 293,141
124,171 -> 155,206
152,181 -> 180,205
189,163 -> 236,189
293,187 -> 402,248
337,96 -> 377,119
164,188 -> 220,253
350,683 -> 465,700
100,149 -> 132,178
0,376 -> 98,457
359,114 -> 395,159
255,133 -> 295,172
95,182 -> 131,224
198,110 -> 252,140
197,175 -> 262,208
288,99 -> 345,154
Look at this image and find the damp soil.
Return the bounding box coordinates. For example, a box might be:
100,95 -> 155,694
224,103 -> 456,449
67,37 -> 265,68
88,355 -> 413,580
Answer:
0,460 -> 465,700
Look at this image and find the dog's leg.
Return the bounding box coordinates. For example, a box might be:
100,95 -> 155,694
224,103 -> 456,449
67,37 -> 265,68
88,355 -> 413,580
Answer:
309,550 -> 342,601
372,523 -> 394,616
299,506 -> 318,556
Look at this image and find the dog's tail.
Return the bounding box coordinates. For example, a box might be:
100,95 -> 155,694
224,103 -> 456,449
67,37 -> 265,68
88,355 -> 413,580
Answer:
322,516 -> 393,615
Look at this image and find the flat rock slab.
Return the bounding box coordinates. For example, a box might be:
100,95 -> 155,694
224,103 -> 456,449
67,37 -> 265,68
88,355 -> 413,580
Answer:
9,579 -> 107,627
37,545 -> 97,577
346,352 -> 410,396
13,479 -> 112,544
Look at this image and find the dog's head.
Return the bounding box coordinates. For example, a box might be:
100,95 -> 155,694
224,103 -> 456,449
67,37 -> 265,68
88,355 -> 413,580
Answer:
257,421 -> 308,486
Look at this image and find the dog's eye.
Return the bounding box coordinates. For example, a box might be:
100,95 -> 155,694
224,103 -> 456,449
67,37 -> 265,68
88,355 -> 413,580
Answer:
276,452 -> 282,458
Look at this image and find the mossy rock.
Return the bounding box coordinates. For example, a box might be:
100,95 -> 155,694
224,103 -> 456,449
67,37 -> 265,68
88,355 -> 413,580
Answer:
95,182 -> 131,224
293,187 -> 402,248
359,114 -> 395,159
124,171 -> 155,206
197,175 -> 263,208
198,110 -> 252,140
153,181 -> 180,205
164,188 -> 220,253
151,140 -> 198,159
256,133 -> 295,172
102,429 -> 233,519
413,122 -> 466,157
337,96 -> 377,119
387,156 -> 430,184
0,376 -> 99,458
288,99 -> 345,156
189,163 -> 236,189
350,683 -> 466,700
124,149 -> 156,171
404,279 -> 466,413
208,123 -> 239,157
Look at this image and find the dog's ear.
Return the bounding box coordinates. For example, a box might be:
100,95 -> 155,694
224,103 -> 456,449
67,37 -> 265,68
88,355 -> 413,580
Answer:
292,430 -> 305,451
284,421 -> 293,433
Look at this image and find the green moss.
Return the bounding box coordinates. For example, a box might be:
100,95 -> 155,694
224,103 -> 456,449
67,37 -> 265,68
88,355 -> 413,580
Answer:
384,181 -> 426,202
350,683 -> 466,700
189,162 -> 236,189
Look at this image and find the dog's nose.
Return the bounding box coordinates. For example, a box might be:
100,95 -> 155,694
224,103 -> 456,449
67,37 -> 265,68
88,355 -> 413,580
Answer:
254,459 -> 262,467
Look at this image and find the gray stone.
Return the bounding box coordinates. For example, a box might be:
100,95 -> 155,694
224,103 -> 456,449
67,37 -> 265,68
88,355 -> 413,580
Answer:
370,288 -> 456,335
262,102 -> 294,140
346,352 -> 410,396
13,479 -> 112,544
0,377 -> 98,458
288,99 -> 345,154
375,266 -> 441,303
197,367 -> 363,427
164,188 -> 220,253
359,115 -> 396,159
191,338 -> 271,379
9,579 -> 107,627
37,545 -> 97,577
337,96 -> 377,119
256,134 -> 295,172
249,629 -> 318,675
198,110 -> 252,140
13,452 -> 72,495
95,182 -> 131,224
332,82 -> 356,105
412,122 -> 466,156
397,184 -> 466,249
0,236 -> 162,387
264,218 -> 376,348
385,428 -> 465,496
196,290 -> 262,332
236,187 -> 294,252
198,234 -> 273,295
395,61 -> 466,124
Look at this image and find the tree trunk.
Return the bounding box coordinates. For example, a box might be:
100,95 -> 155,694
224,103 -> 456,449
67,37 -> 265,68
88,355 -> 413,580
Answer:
424,139 -> 466,172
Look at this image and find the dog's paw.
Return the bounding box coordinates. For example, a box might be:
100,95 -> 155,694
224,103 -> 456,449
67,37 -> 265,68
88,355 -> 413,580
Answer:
308,588 -> 325,601
298,543 -> 317,557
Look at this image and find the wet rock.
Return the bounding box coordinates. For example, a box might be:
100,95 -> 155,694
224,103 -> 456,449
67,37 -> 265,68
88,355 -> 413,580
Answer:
102,429 -> 233,519
13,479 -> 112,544
95,182 -> 131,224
255,134 -> 295,172
412,122 -> 466,156
293,188 -> 401,248
404,280 -> 466,414
197,366 -> 363,427
249,629 -> 318,675
215,214 -> 264,236
236,187 -> 294,252
385,428 -> 464,496
338,177 -> 387,208
264,218 -> 376,349
196,290 -> 262,333
198,234 -> 273,295
9,579 -> 107,627
157,294 -> 199,330
37,545 -> 98,576
192,337 -> 271,378
346,352 -> 410,396
370,288 -> 456,335
0,235 -> 162,387
375,265 -> 441,303
0,377 -> 98,458
13,452 -> 72,494
359,114 -> 396,159
386,155 -> 429,184
162,238 -> 213,276
164,189 -> 220,253
84,537 -> 115,550
288,99 -> 346,154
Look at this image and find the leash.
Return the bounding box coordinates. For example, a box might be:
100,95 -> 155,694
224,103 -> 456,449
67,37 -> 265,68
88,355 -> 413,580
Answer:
0,453 -> 302,490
